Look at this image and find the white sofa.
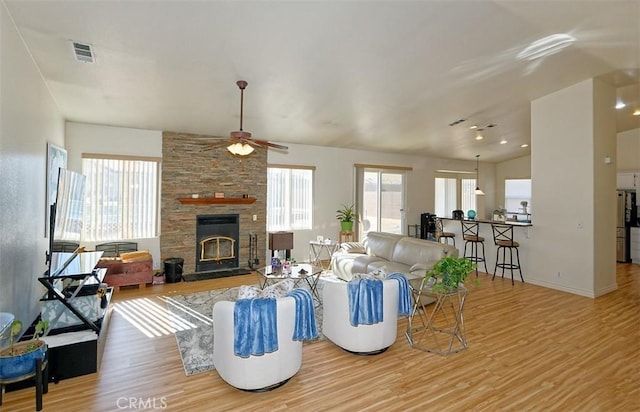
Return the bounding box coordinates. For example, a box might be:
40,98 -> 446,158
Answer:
331,232 -> 458,286
322,278 -> 400,354
212,296 -> 302,391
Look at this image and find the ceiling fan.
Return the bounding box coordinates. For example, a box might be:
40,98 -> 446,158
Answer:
223,80 -> 288,155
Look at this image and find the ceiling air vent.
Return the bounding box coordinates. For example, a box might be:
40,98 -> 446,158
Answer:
71,41 -> 95,63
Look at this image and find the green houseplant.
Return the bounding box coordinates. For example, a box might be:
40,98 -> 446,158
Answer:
0,319 -> 49,379
336,204 -> 358,232
426,256 -> 475,293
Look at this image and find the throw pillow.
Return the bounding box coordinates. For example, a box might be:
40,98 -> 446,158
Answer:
236,279 -> 295,300
237,285 -> 262,299
261,279 -> 295,299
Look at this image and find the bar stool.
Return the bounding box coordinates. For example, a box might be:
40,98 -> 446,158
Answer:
461,220 -> 488,276
435,218 -> 455,246
491,224 -> 524,285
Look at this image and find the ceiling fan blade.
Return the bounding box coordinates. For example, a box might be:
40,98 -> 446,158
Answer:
250,138 -> 288,150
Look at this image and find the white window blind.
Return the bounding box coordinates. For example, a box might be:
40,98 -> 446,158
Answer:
435,177 -> 457,217
435,175 -> 476,217
267,166 -> 313,231
82,155 -> 160,241
461,178 -> 477,213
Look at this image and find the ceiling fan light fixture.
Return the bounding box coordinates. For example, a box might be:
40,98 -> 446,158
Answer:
227,142 -> 254,156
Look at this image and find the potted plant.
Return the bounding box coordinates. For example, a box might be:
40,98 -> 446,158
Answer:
336,204 -> 358,232
426,256 -> 475,293
0,319 -> 48,379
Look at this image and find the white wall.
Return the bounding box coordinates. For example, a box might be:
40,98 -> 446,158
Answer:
0,4 -> 65,325
267,143 -> 489,262
530,78 -> 616,297
617,128 -> 640,171
66,122 -> 163,268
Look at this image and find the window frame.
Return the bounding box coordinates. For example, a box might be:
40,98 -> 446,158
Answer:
82,153 -> 161,241
434,171 -> 477,217
266,164 -> 315,232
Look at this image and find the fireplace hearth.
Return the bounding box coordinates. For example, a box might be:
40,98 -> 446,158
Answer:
196,214 -> 240,273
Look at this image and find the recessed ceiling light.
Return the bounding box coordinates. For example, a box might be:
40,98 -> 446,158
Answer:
521,143 -> 529,148
616,102 -> 626,109
469,125 -> 478,130
500,139 -> 507,144
475,133 -> 483,140
634,109 -> 640,116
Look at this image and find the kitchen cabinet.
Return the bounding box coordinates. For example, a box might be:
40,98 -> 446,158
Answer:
631,227 -> 640,264
617,172 -> 637,189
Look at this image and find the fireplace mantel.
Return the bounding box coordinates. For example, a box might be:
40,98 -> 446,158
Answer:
178,197 -> 256,205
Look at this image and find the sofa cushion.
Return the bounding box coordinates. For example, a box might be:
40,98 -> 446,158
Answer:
363,232 -> 403,261
391,237 -> 457,266
340,242 -> 366,254
332,254 -> 387,281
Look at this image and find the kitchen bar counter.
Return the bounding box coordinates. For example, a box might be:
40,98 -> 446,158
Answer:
441,217 -> 532,227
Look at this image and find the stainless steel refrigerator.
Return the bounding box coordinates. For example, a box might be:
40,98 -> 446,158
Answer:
617,190 -> 637,263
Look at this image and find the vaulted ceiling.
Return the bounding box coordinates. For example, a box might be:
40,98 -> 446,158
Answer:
4,0 -> 639,162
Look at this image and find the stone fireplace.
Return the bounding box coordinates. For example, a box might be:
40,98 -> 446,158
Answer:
160,132 -> 267,275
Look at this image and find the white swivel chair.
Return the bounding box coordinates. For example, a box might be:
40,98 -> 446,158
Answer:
322,278 -> 400,355
212,296 -> 302,391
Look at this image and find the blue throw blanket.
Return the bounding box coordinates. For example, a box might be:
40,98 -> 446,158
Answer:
233,298 -> 278,358
347,278 -> 384,326
286,288 -> 318,340
387,273 -> 411,316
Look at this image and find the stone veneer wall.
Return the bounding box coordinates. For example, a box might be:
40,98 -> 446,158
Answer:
161,132 -> 267,274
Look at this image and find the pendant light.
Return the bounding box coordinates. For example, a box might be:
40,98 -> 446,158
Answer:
474,154 -> 485,195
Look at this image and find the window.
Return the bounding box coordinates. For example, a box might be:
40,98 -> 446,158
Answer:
435,174 -> 476,217
82,154 -> 160,241
505,179 -> 532,213
267,165 -> 314,231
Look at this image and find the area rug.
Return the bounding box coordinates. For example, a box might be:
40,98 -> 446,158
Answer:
162,280 -> 326,376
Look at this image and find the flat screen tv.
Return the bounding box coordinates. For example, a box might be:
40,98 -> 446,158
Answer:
46,168 -> 86,277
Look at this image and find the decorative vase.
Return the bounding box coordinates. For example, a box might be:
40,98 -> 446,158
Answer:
340,221 -> 354,232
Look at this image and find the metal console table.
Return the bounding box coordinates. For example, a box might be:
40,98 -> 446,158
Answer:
405,277 -> 468,355
308,240 -> 340,270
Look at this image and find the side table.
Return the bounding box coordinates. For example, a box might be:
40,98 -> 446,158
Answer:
405,277 -> 468,355
339,231 -> 355,244
308,240 -> 340,269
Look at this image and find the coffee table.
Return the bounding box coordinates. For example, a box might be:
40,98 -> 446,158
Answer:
257,263 -> 323,305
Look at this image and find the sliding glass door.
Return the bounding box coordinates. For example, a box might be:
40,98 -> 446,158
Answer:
358,168 -> 406,238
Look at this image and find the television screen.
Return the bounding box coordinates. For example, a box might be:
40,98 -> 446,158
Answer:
52,168 -> 85,242
46,168 -> 86,277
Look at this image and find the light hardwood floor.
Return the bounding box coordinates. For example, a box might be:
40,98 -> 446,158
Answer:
3,264 -> 638,411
